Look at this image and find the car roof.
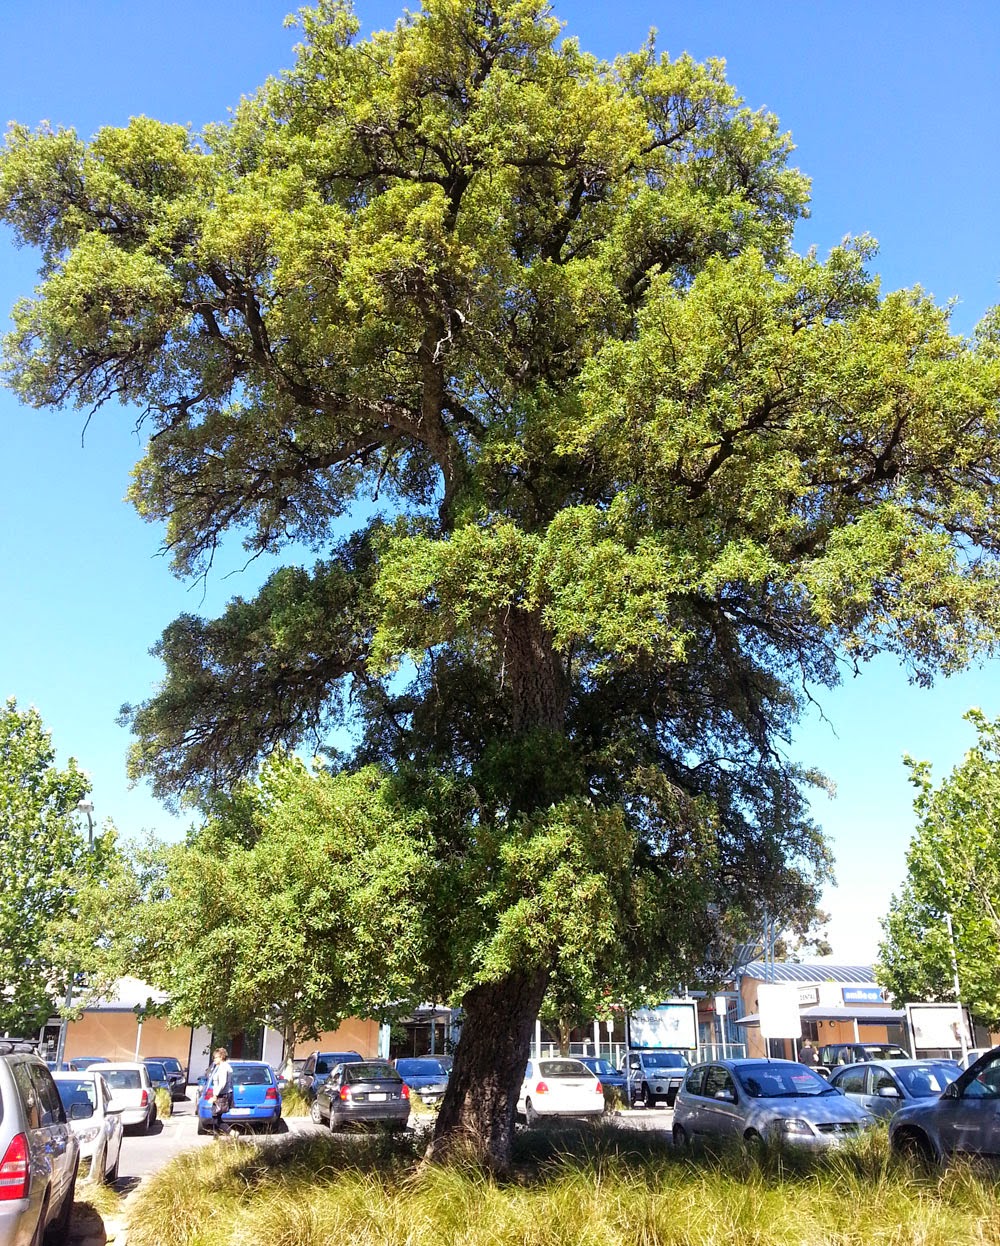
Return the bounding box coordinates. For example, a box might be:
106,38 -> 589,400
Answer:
98,1061 -> 146,1069
52,1069 -> 105,1080
833,1058 -> 956,1071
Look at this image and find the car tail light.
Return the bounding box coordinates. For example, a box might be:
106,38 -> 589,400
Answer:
0,1133 -> 29,1201
595,1081 -> 603,1095
339,1085 -> 351,1101
401,1084 -> 410,1099
265,1087 -> 278,1101
140,1090 -> 148,1107
535,1081 -> 549,1094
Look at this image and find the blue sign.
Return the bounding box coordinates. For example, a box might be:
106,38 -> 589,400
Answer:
842,987 -> 884,1004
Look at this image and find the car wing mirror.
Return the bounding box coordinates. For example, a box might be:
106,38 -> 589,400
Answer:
68,1102 -> 94,1120
877,1086 -> 901,1099
714,1089 -> 736,1103
942,1082 -> 961,1100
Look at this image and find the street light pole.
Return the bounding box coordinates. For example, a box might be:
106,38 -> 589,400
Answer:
53,799 -> 95,1069
932,858 -> 969,1064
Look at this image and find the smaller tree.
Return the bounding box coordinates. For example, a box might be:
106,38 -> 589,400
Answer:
0,698 -> 110,1033
878,709 -> 1000,1025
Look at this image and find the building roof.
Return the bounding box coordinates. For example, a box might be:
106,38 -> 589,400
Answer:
742,962 -> 875,985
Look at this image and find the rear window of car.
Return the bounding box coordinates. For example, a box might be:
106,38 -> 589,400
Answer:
537,1060 -> 589,1078
231,1065 -> 273,1086
104,1069 -> 141,1090
396,1059 -> 449,1077
344,1063 -> 401,1084
642,1052 -> 688,1069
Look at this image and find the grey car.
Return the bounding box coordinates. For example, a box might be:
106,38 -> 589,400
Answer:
890,1045 -> 1000,1162
313,1060 -> 411,1131
0,1042 -> 80,1245
620,1049 -> 689,1107
672,1058 -> 873,1150
829,1059 -> 960,1120
393,1058 -> 450,1104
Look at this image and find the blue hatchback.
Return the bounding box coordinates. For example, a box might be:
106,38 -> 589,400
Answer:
196,1060 -> 282,1134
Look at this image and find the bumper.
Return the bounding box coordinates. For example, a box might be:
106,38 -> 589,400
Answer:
198,1105 -> 282,1129
330,1101 -> 411,1127
119,1106 -> 150,1128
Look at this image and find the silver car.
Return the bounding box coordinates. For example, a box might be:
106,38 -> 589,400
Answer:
890,1045 -> 1000,1163
0,1043 -> 80,1245
672,1058 -> 873,1150
829,1059 -> 960,1120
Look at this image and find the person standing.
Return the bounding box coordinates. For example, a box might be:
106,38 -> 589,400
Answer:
798,1040 -> 818,1067
208,1046 -> 235,1137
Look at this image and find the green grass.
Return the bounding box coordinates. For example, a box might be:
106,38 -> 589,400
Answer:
278,1084 -> 311,1117
124,1123 -> 1000,1246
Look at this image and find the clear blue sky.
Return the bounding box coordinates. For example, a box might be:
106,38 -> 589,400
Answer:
1,1 -> 998,962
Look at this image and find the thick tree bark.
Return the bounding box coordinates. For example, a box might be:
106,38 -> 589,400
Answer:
426,966 -> 549,1170
499,608 -> 568,732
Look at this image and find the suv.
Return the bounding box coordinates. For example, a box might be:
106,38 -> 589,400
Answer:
819,1043 -> 910,1071
0,1041 -> 80,1245
620,1049 -> 690,1107
296,1050 -> 364,1097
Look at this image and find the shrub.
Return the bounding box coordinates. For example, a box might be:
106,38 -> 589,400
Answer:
278,1084 -> 310,1117
153,1088 -> 172,1119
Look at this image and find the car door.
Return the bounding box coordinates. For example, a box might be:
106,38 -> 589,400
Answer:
625,1053 -> 643,1103
28,1063 -> 76,1205
866,1065 -> 904,1120
99,1075 -> 123,1174
934,1051 -> 1000,1156
829,1064 -> 869,1113
699,1065 -> 741,1142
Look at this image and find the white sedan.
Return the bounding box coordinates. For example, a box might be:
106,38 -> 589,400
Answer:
53,1069 -> 124,1183
99,1061 -> 158,1132
518,1058 -> 606,1124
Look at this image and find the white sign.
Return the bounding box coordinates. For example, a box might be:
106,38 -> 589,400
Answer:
629,1001 -> 698,1050
906,1002 -> 973,1052
758,983 -> 802,1040
714,995 -> 728,1017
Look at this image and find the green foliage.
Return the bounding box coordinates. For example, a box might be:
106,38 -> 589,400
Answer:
878,709 -> 1000,1025
0,699 -> 112,1033
153,1088 -> 172,1119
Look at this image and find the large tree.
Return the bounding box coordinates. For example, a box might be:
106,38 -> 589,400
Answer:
0,699 -> 108,1033
879,710 -> 1000,1026
3,0 -> 1000,1166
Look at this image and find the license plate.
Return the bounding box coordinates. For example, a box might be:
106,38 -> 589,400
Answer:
368,1093 -> 387,1102
228,1107 -> 253,1116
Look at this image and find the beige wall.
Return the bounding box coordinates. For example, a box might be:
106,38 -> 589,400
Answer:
292,1018 -> 380,1060
64,1011 -> 192,1066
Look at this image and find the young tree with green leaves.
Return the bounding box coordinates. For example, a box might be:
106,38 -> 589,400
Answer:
0,699 -> 110,1033
879,710 -> 1000,1026
3,0 -> 1000,1166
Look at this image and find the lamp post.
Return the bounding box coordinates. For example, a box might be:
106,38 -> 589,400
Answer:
53,799 -> 95,1069
932,858 -> 969,1065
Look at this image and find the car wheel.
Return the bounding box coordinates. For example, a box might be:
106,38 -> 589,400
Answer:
328,1112 -> 341,1134
743,1129 -> 765,1157
893,1129 -> 936,1166
672,1123 -> 689,1150
43,1164 -> 76,1245
641,1084 -> 656,1109
310,1099 -> 324,1125
525,1097 -> 540,1127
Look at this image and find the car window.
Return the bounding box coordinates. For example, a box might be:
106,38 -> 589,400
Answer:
833,1067 -> 866,1095
703,1066 -> 736,1100
894,1065 -> 953,1096
737,1062 -> 832,1098
538,1060 -> 589,1078
54,1078 -> 98,1116
344,1062 -> 401,1084
304,1056 -> 315,1074
963,1055 -> 1000,1099
684,1066 -> 706,1096
642,1052 -> 688,1069
11,1063 -> 40,1128
231,1065 -> 273,1085
29,1066 -> 65,1126
397,1059 -> 449,1077
104,1069 -> 142,1090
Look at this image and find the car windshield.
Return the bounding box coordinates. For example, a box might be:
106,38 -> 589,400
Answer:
736,1063 -> 835,1098
396,1059 -> 449,1077
587,1059 -> 616,1076
641,1052 -> 688,1069
344,1062 -> 400,1084
104,1069 -> 142,1090
316,1053 -> 359,1074
154,1058 -> 182,1075
894,1064 -> 957,1096
538,1060 -> 590,1078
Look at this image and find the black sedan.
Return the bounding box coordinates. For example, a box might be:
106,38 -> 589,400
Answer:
314,1060 -> 411,1131
578,1056 -> 627,1100
393,1057 -> 450,1104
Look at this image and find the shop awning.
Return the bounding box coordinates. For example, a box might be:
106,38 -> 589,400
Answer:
736,1005 -> 906,1026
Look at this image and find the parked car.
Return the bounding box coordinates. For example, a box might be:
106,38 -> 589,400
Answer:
312,1060 -> 410,1131
196,1060 -> 282,1135
517,1057 -> 605,1125
99,1062 -> 157,1133
0,1040 -> 80,1245
578,1056 -> 628,1101
393,1057 -> 450,1104
65,1056 -> 109,1072
672,1058 -> 874,1151
141,1060 -> 172,1099
828,1059 -> 960,1120
277,1057 -> 306,1092
52,1069 -> 124,1184
959,1047 -> 991,1070
818,1043 -> 910,1070
890,1046 -> 1000,1163
145,1056 -> 186,1098
296,1050 -> 364,1097
620,1049 -> 689,1107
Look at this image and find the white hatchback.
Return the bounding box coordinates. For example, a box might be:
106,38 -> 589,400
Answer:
52,1070 -> 124,1183
518,1058 -> 605,1124
98,1062 -> 157,1132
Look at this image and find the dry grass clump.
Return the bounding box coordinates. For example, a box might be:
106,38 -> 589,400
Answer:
154,1087 -> 173,1119
277,1084 -> 311,1117
125,1122 -> 1000,1246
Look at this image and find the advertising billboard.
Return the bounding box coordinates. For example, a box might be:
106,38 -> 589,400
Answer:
628,1001 -> 698,1050
905,1002 -> 973,1054
757,983 -> 802,1040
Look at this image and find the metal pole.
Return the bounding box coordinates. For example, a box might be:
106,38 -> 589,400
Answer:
943,911 -> 969,1063
53,800 -> 95,1069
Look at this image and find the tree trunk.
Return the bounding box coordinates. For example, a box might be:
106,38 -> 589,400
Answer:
558,1017 -> 572,1057
426,967 -> 549,1170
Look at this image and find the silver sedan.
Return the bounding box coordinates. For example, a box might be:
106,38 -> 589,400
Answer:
828,1059 -> 959,1120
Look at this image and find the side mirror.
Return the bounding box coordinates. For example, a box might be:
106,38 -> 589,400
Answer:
714,1088 -> 736,1103
877,1085 -> 901,1099
942,1082 -> 961,1100
68,1102 -> 94,1120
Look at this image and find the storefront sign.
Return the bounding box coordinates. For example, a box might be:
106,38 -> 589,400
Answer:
842,987 -> 884,1004
798,986 -> 819,1006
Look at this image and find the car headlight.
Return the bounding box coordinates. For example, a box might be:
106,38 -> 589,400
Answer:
76,1126 -> 102,1144
776,1118 -> 814,1136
